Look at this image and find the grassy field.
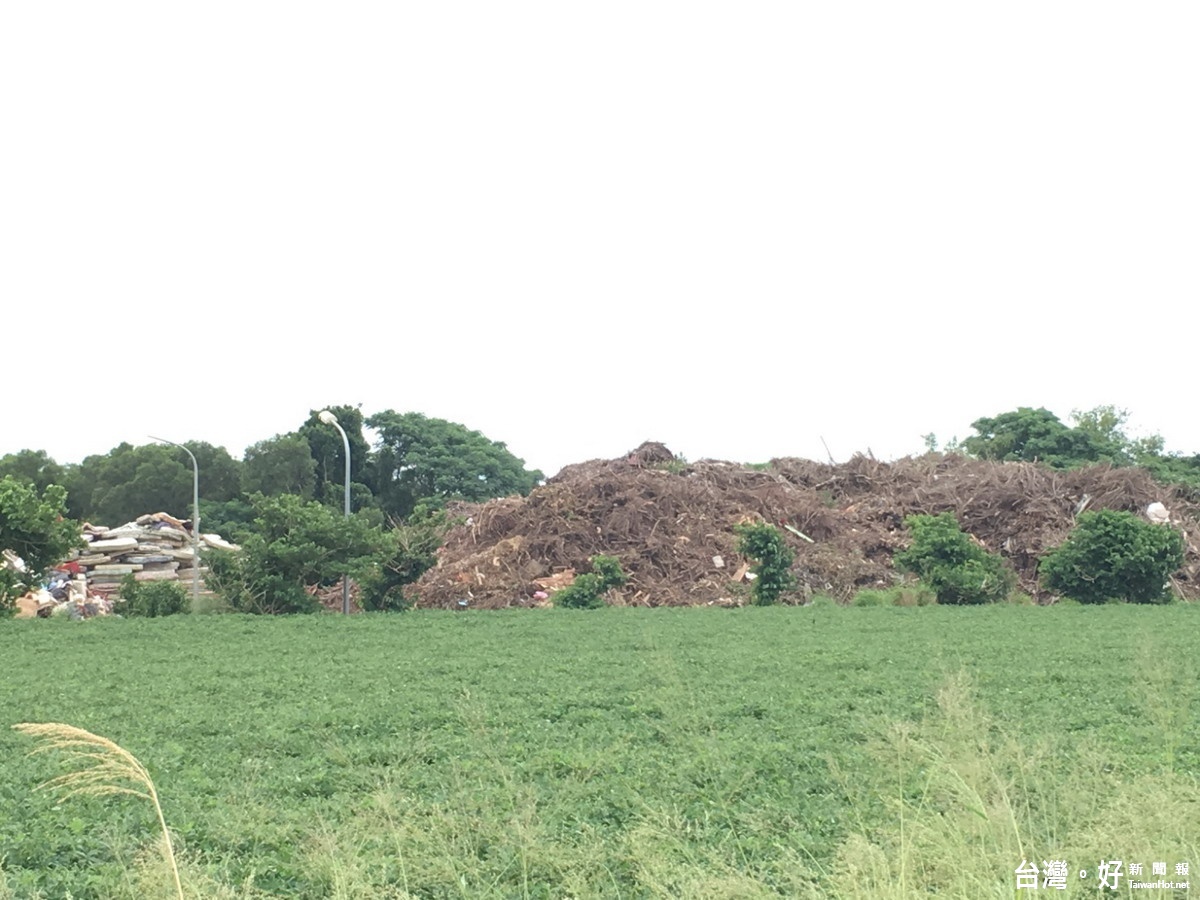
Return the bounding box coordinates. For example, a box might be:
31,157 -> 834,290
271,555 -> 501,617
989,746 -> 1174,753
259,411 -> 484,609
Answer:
1,605 -> 1196,899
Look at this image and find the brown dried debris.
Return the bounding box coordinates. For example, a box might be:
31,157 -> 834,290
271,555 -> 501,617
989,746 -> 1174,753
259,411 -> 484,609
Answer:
408,445 -> 1200,609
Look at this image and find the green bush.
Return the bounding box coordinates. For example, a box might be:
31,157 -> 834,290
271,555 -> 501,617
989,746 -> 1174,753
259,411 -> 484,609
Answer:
554,555 -> 627,609
734,521 -> 796,605
894,513 -> 1014,605
1039,509 -> 1184,605
205,493 -> 391,614
358,507 -> 451,612
118,575 -> 190,617
0,477 -> 82,617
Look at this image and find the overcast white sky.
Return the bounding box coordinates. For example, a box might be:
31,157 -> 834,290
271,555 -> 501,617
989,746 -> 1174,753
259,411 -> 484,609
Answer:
2,2 -> 1197,477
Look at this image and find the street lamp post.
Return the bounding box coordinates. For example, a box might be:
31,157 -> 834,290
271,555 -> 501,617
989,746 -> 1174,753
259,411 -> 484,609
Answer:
317,410 -> 352,614
149,435 -> 200,606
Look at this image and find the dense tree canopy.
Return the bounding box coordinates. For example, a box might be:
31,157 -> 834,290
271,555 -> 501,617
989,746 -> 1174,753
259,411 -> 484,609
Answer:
242,433 -> 317,498
0,404 -> 543,531
66,443 -> 186,524
962,407 -> 1119,468
0,449 -> 65,495
959,405 -> 1200,493
63,441 -> 241,525
300,406 -> 373,509
365,410 -> 543,520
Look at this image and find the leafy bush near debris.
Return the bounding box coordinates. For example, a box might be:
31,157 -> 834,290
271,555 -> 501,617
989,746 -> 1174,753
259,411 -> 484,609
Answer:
894,513 -> 1015,605
0,477 -> 81,616
553,555 -> 627,609
1039,509 -> 1184,604
205,493 -> 391,614
357,506 -> 450,612
118,575 -> 190,617
733,521 -> 796,605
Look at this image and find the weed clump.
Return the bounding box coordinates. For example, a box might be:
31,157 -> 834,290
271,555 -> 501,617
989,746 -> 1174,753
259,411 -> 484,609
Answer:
851,584 -> 937,607
118,575 -> 190,618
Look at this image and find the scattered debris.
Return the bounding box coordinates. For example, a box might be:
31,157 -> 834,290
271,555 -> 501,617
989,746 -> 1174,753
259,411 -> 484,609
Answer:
1147,502 -> 1170,525
305,580 -> 361,613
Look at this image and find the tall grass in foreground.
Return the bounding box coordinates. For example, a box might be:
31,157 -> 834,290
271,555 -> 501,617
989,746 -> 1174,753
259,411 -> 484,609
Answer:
11,723 -> 184,900
6,667 -> 1196,899
293,670 -> 1197,899
827,670 -> 1198,899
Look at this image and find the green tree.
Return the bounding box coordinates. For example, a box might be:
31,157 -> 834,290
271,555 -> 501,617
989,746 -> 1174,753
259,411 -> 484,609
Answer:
300,406 -> 374,511
1137,452 -> 1200,496
365,410 -> 543,520
1040,509 -> 1184,604
894,513 -> 1015,605
198,498 -> 256,541
242,433 -> 318,498
962,407 -> 1117,468
205,493 -> 390,614
0,477 -> 82,615
179,442 -> 242,503
66,443 -> 188,524
1069,405 -> 1172,463
0,449 -> 66,495
64,441 -> 239,525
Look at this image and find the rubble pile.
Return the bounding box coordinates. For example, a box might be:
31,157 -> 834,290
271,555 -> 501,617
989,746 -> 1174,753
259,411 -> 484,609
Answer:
14,512 -> 240,618
74,512 -> 220,594
409,443 -> 1200,609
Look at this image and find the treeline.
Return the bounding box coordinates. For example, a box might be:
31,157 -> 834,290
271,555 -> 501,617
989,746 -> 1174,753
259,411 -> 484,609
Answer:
928,405 -> 1200,494
0,406 -> 544,535
4,403 -> 1199,617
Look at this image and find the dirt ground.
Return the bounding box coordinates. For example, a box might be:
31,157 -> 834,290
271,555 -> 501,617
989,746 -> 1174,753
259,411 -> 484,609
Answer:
408,442 -> 1200,608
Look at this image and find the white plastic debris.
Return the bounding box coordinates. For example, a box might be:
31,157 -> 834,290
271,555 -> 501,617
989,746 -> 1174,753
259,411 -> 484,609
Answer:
1146,502 -> 1170,525
712,555 -> 725,568
2,549 -> 27,573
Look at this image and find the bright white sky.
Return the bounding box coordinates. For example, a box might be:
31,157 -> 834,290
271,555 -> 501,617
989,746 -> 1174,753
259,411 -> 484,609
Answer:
3,3 -> 1197,478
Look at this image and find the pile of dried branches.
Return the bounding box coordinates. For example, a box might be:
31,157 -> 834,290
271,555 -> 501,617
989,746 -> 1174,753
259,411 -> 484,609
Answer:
408,443 -> 1200,608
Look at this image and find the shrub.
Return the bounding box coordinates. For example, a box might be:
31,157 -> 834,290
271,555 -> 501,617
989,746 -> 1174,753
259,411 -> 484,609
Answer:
205,493 -> 391,614
0,478 -> 81,617
554,555 -> 626,609
894,513 -> 1014,605
118,575 -> 190,617
358,507 -> 451,612
734,521 -> 796,605
1039,509 -> 1184,604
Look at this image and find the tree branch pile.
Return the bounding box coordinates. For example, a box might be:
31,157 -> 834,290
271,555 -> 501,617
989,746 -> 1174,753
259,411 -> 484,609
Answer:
408,443 -> 1200,608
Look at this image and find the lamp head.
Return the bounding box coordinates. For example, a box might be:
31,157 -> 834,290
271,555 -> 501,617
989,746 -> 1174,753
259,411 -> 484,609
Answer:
318,410 -> 338,425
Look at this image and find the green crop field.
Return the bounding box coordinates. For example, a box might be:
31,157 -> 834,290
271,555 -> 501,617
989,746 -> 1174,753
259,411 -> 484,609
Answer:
1,605 -> 1196,899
